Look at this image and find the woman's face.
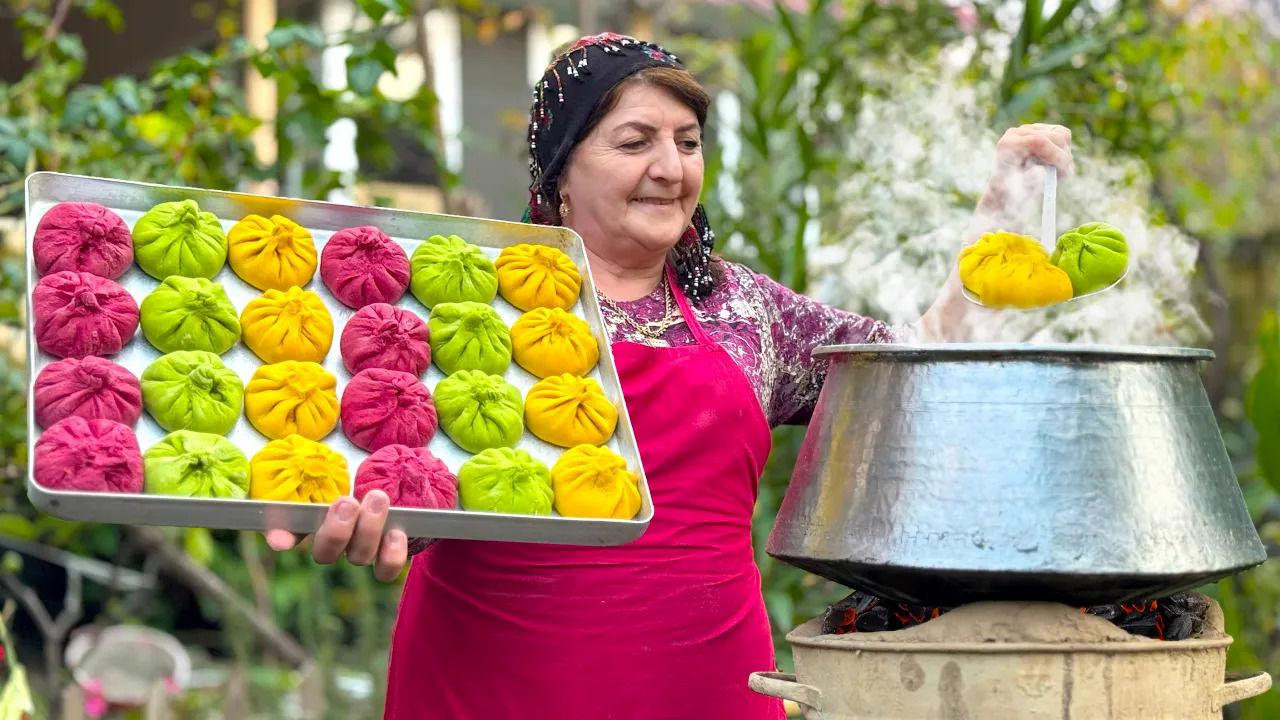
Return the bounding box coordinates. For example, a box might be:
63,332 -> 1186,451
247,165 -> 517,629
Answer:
558,83 -> 704,262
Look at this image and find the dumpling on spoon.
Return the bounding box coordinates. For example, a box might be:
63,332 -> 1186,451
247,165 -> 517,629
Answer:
1051,222 -> 1129,296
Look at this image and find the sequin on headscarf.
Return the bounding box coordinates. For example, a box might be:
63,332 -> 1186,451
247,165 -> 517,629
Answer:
524,33 -> 717,301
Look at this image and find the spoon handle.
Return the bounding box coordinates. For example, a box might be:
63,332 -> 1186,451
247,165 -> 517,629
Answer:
1041,164 -> 1058,251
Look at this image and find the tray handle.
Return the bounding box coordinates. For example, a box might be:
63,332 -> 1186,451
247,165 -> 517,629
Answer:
748,671 -> 822,712
1217,670 -> 1272,709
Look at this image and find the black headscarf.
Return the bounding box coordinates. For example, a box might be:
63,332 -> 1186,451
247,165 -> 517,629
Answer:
524,33 -> 717,301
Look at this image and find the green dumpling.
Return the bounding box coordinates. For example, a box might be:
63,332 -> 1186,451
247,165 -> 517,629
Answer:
1051,222 -> 1129,296
141,350 -> 243,434
435,369 -> 523,453
458,447 -> 553,515
133,199 -> 228,279
144,430 -> 249,498
140,276 -> 241,354
429,301 -> 512,375
410,234 -> 498,307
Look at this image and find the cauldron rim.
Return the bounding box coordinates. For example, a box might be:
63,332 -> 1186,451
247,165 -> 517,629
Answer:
813,342 -> 1214,362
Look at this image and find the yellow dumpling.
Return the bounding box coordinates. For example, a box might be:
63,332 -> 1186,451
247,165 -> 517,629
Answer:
244,361 -> 339,440
524,373 -> 617,448
228,214 -> 318,291
510,307 -> 599,378
494,243 -> 582,311
249,434 -> 349,504
958,231 -> 1073,309
552,444 -> 641,519
240,286 -> 333,363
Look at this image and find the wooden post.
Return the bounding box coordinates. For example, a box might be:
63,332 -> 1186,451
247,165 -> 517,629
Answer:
244,0 -> 279,195
577,0 -> 597,35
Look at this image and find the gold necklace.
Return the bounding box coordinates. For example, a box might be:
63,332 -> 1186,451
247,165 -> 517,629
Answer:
599,274 -> 683,340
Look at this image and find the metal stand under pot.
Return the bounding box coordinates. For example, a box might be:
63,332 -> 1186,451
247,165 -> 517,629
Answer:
750,344 -> 1272,718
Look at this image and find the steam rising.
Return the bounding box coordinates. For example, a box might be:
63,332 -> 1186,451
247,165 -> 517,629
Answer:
814,67 -> 1207,347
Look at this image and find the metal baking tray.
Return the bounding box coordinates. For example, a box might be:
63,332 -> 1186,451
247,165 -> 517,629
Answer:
24,171 -> 652,545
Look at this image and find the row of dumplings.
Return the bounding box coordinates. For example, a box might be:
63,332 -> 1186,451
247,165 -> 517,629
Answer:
32,414 -> 640,520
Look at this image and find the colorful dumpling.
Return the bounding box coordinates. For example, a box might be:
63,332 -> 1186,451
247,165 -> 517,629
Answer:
34,356 -> 142,428
1051,222 -> 1129,296
340,368 -> 437,452
458,447 -> 553,515
510,307 -> 598,378
33,271 -> 138,358
227,214 -> 318,291
340,303 -> 431,376
321,226 -> 411,308
139,276 -> 241,354
958,231 -> 1073,309
140,351 -> 243,434
494,243 -> 582,311
355,445 -> 457,509
33,202 -> 133,279
434,370 -> 523,453
34,417 -> 142,493
428,301 -> 511,375
409,234 -> 498,307
249,435 -> 349,504
244,361 -> 339,441
524,374 -> 617,448
132,199 -> 228,279
144,430 -> 250,499
552,444 -> 641,519
240,286 -> 334,363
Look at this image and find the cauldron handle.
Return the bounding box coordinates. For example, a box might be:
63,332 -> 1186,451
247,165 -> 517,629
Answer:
748,672 -> 822,712
1217,670 -> 1272,709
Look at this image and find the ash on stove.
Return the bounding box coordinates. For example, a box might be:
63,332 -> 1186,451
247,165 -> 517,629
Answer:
821,589 -> 1210,641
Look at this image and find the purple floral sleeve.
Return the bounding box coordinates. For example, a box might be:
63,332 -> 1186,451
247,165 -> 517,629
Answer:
747,269 -> 894,425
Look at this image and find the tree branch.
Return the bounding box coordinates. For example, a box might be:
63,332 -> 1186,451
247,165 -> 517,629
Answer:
126,527 -> 309,667
42,0 -> 73,43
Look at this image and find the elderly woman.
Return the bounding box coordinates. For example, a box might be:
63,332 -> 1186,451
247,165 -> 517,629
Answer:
267,33 -> 1074,719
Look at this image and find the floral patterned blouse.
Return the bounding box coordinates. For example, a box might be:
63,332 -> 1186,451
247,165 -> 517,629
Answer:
600,260 -> 895,426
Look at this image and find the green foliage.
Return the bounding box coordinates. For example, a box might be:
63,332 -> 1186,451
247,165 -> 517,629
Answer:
697,0 -> 963,292
1247,312 -> 1280,494
0,0 -> 455,711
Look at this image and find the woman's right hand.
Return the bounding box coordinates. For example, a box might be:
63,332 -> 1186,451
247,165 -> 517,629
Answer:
265,489 -> 410,582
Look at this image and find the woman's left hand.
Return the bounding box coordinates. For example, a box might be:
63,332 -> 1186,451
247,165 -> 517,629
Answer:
917,122 -> 1077,342
993,123 -> 1074,177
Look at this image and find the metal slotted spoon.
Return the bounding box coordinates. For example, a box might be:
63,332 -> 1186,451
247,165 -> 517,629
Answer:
961,165 -> 1128,308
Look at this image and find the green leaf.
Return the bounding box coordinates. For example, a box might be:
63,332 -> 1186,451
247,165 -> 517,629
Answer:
371,39 -> 398,74
1018,36 -> 1104,80
346,54 -> 386,95
267,21 -> 325,50
1246,312 -> 1280,494
356,0 -> 407,23
183,527 -> 216,566
84,0 -> 126,32
0,515 -> 35,541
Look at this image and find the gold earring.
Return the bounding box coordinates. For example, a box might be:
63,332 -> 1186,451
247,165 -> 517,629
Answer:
559,196 -> 570,219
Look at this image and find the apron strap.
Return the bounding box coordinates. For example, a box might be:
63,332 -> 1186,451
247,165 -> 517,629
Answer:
666,263 -> 714,346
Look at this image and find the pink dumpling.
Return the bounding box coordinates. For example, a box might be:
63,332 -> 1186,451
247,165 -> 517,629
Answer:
34,416 -> 143,493
340,368 -> 437,452
340,303 -> 431,376
33,271 -> 138,358
355,444 -> 458,509
34,356 -> 142,428
33,202 -> 133,279
320,226 -> 410,308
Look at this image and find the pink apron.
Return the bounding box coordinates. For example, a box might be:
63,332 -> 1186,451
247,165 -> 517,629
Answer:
385,266 -> 782,720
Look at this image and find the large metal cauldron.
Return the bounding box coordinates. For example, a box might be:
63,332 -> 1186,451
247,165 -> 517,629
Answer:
767,344 -> 1266,605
